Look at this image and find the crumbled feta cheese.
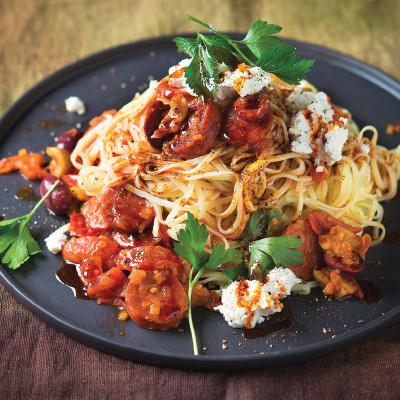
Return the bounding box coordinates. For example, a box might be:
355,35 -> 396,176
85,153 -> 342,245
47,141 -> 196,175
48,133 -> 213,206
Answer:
315,165 -> 324,173
288,87 -> 349,165
267,268 -> 301,296
289,112 -> 313,154
323,122 -> 349,165
360,143 -> 370,154
168,61 -> 270,101
65,96 -> 86,115
45,224 -> 70,254
230,66 -> 271,97
168,58 -> 192,76
286,88 -> 333,124
168,59 -> 196,96
214,71 -> 237,101
286,87 -> 316,113
215,268 -> 301,329
308,92 -> 334,124
215,65 -> 271,101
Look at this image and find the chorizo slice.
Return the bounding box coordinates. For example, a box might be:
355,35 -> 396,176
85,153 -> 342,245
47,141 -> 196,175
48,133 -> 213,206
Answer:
62,236 -> 120,269
116,246 -> 190,284
143,98 -> 170,148
163,99 -> 222,159
152,94 -> 188,139
120,246 -> 191,330
85,186 -> 155,233
222,90 -> 273,150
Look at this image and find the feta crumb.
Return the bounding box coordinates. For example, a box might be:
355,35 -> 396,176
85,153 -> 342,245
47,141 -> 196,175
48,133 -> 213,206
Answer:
45,224 -> 70,254
315,165 -> 324,173
168,58 -> 192,76
168,61 -> 270,101
324,123 -> 349,165
168,59 -> 196,97
360,143 -> 370,154
288,87 -> 349,165
230,66 -> 271,97
286,88 -> 333,124
65,96 -> 86,115
308,92 -> 333,123
215,65 -> 271,100
286,87 -> 316,113
214,71 -> 237,101
289,112 -> 313,154
266,268 -> 301,296
215,268 -> 301,329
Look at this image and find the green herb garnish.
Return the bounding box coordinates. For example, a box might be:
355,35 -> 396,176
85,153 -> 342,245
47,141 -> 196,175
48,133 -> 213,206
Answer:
173,212 -> 241,355
0,179 -> 60,269
241,208 -> 283,245
248,236 -> 304,276
173,210 -> 303,354
243,209 -> 304,279
173,16 -> 315,98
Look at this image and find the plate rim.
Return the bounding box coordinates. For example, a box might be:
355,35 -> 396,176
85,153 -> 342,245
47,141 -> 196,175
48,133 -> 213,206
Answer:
1,35 -> 400,370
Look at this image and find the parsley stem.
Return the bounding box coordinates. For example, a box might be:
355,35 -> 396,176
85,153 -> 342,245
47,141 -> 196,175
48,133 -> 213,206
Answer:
188,268 -> 199,356
28,179 -> 60,219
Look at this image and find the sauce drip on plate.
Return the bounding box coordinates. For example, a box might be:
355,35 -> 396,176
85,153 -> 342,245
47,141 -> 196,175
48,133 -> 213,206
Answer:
56,262 -> 89,300
357,279 -> 383,305
15,187 -> 40,201
241,306 -> 293,339
37,119 -> 64,128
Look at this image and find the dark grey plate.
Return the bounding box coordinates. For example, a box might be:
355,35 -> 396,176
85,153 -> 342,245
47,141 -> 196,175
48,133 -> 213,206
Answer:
0,36 -> 400,370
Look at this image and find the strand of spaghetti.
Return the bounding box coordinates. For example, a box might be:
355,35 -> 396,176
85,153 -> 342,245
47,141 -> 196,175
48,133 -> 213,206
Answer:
124,184 -> 177,209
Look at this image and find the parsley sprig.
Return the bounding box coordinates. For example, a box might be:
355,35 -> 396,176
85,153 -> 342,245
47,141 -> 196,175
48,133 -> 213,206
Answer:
173,212 -> 241,355
173,210 -> 303,355
173,16 -> 315,98
243,209 -> 304,280
0,180 -> 60,269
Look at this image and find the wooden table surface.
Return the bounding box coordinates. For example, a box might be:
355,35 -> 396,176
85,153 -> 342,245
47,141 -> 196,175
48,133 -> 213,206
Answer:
1,1 -> 400,399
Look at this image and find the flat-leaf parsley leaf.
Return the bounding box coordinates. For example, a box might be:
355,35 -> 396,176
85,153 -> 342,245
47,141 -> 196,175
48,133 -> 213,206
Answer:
0,179 -> 60,269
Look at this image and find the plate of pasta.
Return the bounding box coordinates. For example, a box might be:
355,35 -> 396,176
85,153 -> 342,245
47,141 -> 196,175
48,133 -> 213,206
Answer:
0,18 -> 400,370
